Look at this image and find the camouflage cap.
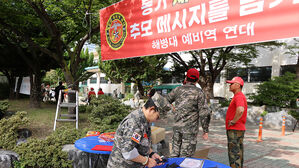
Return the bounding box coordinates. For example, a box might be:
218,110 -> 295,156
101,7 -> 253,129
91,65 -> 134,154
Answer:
151,93 -> 172,113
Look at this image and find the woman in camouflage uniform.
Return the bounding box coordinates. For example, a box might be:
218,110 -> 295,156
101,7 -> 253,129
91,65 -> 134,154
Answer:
107,93 -> 171,168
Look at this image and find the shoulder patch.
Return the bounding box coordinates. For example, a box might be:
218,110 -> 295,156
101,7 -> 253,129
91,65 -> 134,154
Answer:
131,132 -> 141,144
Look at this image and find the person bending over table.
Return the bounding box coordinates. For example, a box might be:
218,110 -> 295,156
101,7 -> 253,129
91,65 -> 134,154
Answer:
107,93 -> 171,168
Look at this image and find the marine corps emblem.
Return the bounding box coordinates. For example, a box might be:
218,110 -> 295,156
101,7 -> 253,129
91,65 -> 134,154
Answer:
105,13 -> 127,50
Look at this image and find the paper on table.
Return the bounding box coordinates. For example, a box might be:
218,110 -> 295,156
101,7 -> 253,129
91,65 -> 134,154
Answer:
179,158 -> 204,168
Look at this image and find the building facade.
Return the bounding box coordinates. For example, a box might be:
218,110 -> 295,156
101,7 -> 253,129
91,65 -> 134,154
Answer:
214,43 -> 297,98
79,66 -> 125,97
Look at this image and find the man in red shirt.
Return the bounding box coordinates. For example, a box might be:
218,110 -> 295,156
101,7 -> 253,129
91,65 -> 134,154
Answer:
98,88 -> 104,96
88,87 -> 96,103
225,77 -> 247,168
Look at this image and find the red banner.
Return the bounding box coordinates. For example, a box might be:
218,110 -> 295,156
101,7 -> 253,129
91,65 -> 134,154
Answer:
100,0 -> 299,61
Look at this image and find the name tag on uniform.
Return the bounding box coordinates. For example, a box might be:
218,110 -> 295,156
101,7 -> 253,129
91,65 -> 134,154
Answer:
131,132 -> 141,144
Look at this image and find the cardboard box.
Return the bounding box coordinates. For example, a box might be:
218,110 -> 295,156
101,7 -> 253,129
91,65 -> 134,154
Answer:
192,148 -> 210,159
151,126 -> 165,144
169,142 -> 210,159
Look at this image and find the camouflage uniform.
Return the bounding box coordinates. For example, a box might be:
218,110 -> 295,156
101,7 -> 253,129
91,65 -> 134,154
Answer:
151,92 -> 172,115
107,93 -> 170,168
166,83 -> 211,157
226,130 -> 245,168
106,109 -> 151,168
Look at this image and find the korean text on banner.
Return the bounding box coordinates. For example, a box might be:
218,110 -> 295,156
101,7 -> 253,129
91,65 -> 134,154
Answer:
100,0 -> 299,61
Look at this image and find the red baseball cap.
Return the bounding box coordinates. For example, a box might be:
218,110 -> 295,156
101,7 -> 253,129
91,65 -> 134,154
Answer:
187,68 -> 199,79
226,77 -> 244,86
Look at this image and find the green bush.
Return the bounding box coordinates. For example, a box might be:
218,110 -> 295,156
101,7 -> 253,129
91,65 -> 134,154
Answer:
14,127 -> 88,168
123,93 -> 134,101
0,111 -> 28,150
288,110 -> 299,121
78,104 -> 87,113
261,111 -> 268,117
219,98 -> 231,107
0,99 -> 9,119
0,108 -> 90,167
0,82 -> 9,99
88,95 -> 132,132
249,72 -> 299,108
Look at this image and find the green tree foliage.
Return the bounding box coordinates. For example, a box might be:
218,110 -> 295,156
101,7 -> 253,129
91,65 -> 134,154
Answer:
250,72 -> 299,108
0,0 -> 109,108
99,54 -> 168,95
288,110 -> 299,121
71,48 -> 97,84
0,0 -> 117,90
0,1 -> 59,106
42,49 -> 95,86
14,127 -> 87,168
0,33 -> 31,100
42,69 -> 65,87
0,111 -> 28,150
168,42 -> 281,101
0,99 -> 9,119
87,95 -> 131,132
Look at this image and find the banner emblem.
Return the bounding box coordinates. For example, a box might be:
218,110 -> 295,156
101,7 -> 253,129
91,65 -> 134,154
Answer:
105,12 -> 127,50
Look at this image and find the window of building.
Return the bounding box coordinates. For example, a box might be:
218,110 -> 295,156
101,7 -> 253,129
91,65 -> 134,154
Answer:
249,66 -> 272,82
90,77 -> 97,84
227,68 -> 248,82
100,77 -> 108,84
280,65 -> 296,76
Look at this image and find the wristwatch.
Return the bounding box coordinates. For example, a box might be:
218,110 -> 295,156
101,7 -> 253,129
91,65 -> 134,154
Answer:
142,156 -> 149,166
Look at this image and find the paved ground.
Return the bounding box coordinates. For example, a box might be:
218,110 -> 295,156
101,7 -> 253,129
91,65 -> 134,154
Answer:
155,119 -> 299,168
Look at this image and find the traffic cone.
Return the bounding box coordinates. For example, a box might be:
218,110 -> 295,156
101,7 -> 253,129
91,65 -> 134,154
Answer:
257,117 -> 263,142
281,115 -> 286,136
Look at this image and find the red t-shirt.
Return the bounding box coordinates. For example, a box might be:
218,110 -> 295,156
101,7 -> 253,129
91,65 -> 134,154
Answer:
98,90 -> 104,95
88,91 -> 96,97
226,92 -> 247,130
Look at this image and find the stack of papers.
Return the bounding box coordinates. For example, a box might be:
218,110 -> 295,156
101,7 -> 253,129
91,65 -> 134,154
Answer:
179,158 -> 205,168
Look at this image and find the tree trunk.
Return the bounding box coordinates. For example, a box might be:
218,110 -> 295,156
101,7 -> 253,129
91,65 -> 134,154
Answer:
2,71 -> 16,99
9,82 -> 15,99
136,80 -> 144,96
7,75 -> 16,100
16,76 -> 23,99
198,76 -> 214,103
61,66 -> 77,115
29,73 -> 41,108
9,86 -> 15,99
202,82 -> 215,103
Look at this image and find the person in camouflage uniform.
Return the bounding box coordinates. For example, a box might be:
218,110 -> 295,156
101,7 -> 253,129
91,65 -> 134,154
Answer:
166,68 -> 211,158
225,77 -> 247,168
107,93 -> 171,168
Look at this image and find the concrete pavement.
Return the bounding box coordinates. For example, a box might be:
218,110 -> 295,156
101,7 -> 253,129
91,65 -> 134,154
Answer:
155,119 -> 299,168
